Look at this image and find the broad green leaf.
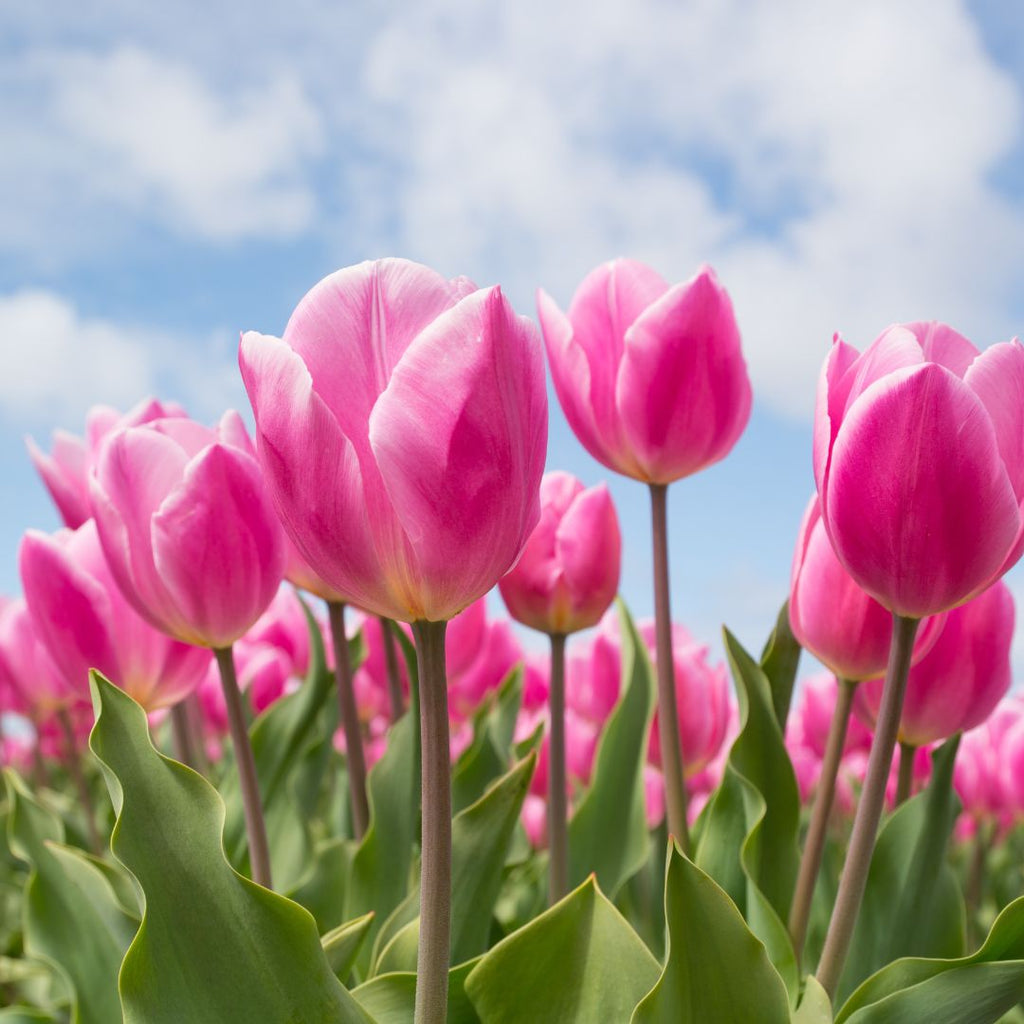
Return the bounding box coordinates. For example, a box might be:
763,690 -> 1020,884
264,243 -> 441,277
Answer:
466,876 -> 660,1023
354,959 -> 481,1024
4,769 -> 136,1024
88,672 -> 371,1024
695,629 -> 801,1001
452,667 -> 523,814
759,600 -> 801,732
323,912 -> 375,982
835,736 -> 965,1003
0,1011 -> 58,1023
631,843 -> 790,1023
835,893 -> 1024,1023
375,753 -> 538,975
568,600 -> 656,897
289,837 -> 352,935
792,977 -> 833,1024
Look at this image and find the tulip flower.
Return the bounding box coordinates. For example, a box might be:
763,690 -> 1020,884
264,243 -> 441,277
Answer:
814,322 -> 1024,1000
539,259 -> 750,853
90,409 -> 286,888
19,521 -> 211,713
27,397 -> 186,530
240,257 -> 547,1024
499,470 -> 620,901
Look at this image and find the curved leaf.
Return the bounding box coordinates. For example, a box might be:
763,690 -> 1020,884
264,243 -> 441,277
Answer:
354,959 -> 481,1024
631,843 -> 790,1024
759,600 -> 801,732
323,912 -> 375,982
88,672 -> 371,1024
466,876 -> 660,1023
568,600 -> 656,897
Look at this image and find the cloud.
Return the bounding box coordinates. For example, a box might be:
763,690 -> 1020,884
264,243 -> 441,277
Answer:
0,289 -> 243,431
0,46 -> 324,253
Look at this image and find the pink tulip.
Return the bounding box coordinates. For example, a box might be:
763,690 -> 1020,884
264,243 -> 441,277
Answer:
854,581 -> 1014,747
537,260 -> 751,484
789,496 -> 945,680
89,410 -> 286,649
0,598 -> 86,715
239,257 -> 548,623
499,471 -> 620,636
955,699 -> 1024,830
814,323 -> 1024,617
19,521 -> 211,712
789,673 -> 873,763
27,398 -> 187,529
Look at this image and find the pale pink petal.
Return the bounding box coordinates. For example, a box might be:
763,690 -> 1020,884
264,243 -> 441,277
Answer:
26,431 -> 91,528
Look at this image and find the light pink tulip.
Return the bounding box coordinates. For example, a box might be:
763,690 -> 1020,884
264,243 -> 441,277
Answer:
814,323 -> 1024,617
499,471 -> 620,636
0,598 -> 86,715
538,260 -> 751,484
789,673 -> 873,763
445,597 -> 523,720
27,398 -> 187,529
19,521 -> 211,712
854,581 -> 1013,747
90,411 -> 286,649
955,698 -> 1024,833
240,257 -> 548,623
789,496 -> 945,680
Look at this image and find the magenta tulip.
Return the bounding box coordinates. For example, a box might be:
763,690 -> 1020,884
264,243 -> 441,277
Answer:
855,581 -> 1014,748
28,398 -> 186,530
789,496 -> 945,681
19,521 -> 211,712
239,257 -> 547,624
499,471 -> 620,636
538,260 -> 751,484
90,410 -> 286,649
814,323 -> 1024,618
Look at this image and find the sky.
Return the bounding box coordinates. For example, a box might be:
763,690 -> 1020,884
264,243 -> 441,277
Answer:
1,0 -> 1023,677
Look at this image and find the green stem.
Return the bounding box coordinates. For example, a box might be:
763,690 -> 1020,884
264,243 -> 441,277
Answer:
789,676 -> 857,963
57,707 -> 102,855
547,632 -> 569,903
214,646 -> 272,889
412,620 -> 451,1024
328,601 -> 370,839
649,483 -> 690,854
815,614 -> 920,1001
895,741 -> 916,807
380,616 -> 406,722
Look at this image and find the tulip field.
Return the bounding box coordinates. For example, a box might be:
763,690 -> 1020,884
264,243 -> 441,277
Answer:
5,257 -> 1024,1023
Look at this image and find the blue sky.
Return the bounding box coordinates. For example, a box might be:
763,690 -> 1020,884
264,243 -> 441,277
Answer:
1,0 -> 1023,674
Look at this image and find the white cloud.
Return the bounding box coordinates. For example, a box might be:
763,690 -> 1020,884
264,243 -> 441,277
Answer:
0,46 -> 324,249
0,289 -> 243,429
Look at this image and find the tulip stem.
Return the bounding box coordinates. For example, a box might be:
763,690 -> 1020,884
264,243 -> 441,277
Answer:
214,646 -> 273,889
412,619 -> 451,1024
649,483 -> 690,854
815,614 -> 920,1001
327,602 -> 371,840
789,676 -> 857,963
170,699 -> 200,773
547,632 -> 569,904
895,741 -> 916,806
57,707 -> 102,855
380,616 -> 406,722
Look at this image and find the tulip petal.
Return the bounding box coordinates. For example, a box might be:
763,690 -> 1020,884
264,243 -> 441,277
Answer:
151,444 -> 284,647
240,331 -> 409,617
825,363 -> 1020,616
616,266 -> 751,482
370,286 -> 547,621
26,431 -> 91,529
812,337 -> 860,499
903,320 -> 979,377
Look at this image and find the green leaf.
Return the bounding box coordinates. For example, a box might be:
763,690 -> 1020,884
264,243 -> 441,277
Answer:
695,629 -> 801,1001
466,876 -> 660,1023
0,1010 -> 58,1023
451,668 -> 523,814
354,959 -> 481,1024
568,600 -> 656,897
4,769 -> 136,1024
759,600 -> 801,732
835,736 -> 965,1004
836,894 -> 1024,1023
221,599 -> 352,890
88,672 -> 372,1024
792,977 -> 833,1024
323,912 -> 375,982
631,843 -> 790,1024
289,837 -> 352,935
